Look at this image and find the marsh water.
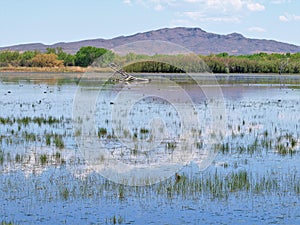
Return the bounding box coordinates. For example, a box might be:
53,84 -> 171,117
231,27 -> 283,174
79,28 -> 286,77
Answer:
0,73 -> 300,224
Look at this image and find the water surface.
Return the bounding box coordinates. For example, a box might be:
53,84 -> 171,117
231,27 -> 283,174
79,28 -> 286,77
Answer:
0,73 -> 299,224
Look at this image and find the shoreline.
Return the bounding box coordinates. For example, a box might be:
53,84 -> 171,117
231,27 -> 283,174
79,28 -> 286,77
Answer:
0,71 -> 299,87
0,66 -> 87,73
0,67 -> 300,76
1,70 -> 300,76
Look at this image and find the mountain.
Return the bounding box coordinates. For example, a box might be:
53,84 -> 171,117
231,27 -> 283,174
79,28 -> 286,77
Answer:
1,27 -> 300,55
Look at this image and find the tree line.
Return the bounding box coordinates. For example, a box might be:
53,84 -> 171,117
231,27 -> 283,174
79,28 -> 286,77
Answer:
1,47 -> 300,74
0,46 -> 108,68
122,52 -> 300,74
202,52 -> 300,74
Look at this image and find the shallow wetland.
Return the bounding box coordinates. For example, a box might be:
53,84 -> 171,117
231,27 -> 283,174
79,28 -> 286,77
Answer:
0,72 -> 299,224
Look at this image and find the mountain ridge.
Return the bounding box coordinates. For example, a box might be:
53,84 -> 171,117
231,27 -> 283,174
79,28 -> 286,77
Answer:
1,27 -> 300,55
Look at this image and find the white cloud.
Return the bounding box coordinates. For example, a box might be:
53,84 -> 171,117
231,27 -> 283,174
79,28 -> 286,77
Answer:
134,0 -> 177,10
123,0 -> 132,4
185,0 -> 253,13
183,11 -> 203,20
279,13 -> 300,22
154,4 -> 164,11
183,0 -> 266,12
129,0 -> 268,25
170,19 -> 198,27
248,26 -> 266,32
132,0 -> 266,13
290,14 -> 300,20
279,15 -> 289,22
247,3 -> 265,11
200,16 -> 240,22
183,0 -> 203,2
206,0 -> 244,11
183,11 -> 240,22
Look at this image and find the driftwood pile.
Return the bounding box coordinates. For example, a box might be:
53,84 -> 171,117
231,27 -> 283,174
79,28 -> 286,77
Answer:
109,63 -> 149,83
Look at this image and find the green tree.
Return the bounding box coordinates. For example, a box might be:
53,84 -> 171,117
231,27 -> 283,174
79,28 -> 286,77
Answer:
19,51 -> 37,66
75,46 -> 108,67
45,47 -> 75,66
0,51 -> 20,66
46,47 -> 57,54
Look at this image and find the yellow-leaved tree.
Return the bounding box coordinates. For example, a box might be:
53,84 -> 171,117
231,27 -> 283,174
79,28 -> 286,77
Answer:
31,53 -> 63,67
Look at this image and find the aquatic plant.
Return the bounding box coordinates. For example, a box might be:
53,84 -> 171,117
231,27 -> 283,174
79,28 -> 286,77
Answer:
45,134 -> 51,146
15,154 -> 21,163
140,128 -> 149,134
106,215 -> 124,225
55,152 -> 61,163
98,127 -> 107,137
74,129 -> 81,137
0,150 -> 3,165
61,187 -> 69,200
54,134 -> 64,149
40,154 -> 47,165
166,142 -> 176,150
276,144 -> 295,156
22,131 -> 36,142
1,222 -> 16,225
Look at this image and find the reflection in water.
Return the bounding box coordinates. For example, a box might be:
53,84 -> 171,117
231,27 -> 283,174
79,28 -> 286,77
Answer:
73,74 -> 225,185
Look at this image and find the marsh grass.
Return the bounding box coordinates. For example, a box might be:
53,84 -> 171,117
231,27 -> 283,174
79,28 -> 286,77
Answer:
98,127 -> 108,137
22,131 -> 37,142
55,152 -> 61,160
106,215 -> 124,225
1,222 -> 16,225
0,150 -> 3,165
294,180 -> 300,194
15,154 -> 21,163
54,134 -> 64,149
74,129 -> 81,137
166,142 -> 176,150
45,134 -> 51,146
140,128 -> 149,134
1,165 -> 300,208
61,187 -> 69,200
0,116 -> 68,155
0,116 -> 62,126
40,154 -> 47,165
218,120 -> 299,157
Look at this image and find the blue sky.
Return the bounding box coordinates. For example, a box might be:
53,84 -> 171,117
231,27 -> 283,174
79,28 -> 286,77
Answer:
0,0 -> 299,47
